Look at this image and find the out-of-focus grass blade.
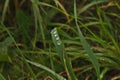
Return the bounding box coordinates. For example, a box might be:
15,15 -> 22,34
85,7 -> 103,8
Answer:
26,60 -> 66,80
0,73 -> 6,80
32,1 -> 67,16
31,0 -> 46,48
0,24 -> 37,80
1,0 -> 9,24
100,68 -> 109,80
51,28 -> 77,80
16,10 -> 31,43
78,0 -> 109,15
74,0 -> 100,79
53,0 -> 69,19
0,37 -> 13,62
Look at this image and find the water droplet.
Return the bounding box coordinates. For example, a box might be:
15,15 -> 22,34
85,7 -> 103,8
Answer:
53,31 -> 57,34
54,34 -> 58,37
57,40 -> 61,45
56,37 -> 59,40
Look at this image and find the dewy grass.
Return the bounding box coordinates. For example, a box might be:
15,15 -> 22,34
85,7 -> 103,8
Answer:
74,0 -> 100,79
26,59 -> 66,80
51,28 -> 77,80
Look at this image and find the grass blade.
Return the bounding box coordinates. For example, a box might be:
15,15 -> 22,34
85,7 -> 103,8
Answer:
74,0 -> 100,79
53,0 -> 69,19
0,73 -> 6,80
78,0 -> 109,14
1,0 -> 9,24
31,0 -> 46,48
26,59 -> 66,80
51,28 -> 77,80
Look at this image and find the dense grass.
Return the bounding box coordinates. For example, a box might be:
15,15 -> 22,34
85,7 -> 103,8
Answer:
0,0 -> 120,80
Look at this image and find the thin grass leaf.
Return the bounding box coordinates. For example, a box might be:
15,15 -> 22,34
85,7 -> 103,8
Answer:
51,28 -> 63,59
74,0 -> 100,79
26,59 -> 66,80
100,68 -> 109,80
106,12 -> 120,19
32,1 -> 68,16
0,73 -> 6,80
97,53 -> 120,67
31,0 -> 46,48
77,20 -> 108,47
78,0 -> 109,15
96,7 -> 120,54
102,12 -> 120,53
51,28 -> 77,80
99,57 -> 120,69
49,45 -> 56,79
32,3 -> 38,48
1,0 -> 9,24
53,0 -> 69,19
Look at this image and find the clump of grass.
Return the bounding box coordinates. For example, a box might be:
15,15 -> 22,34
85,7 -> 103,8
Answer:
0,0 -> 120,80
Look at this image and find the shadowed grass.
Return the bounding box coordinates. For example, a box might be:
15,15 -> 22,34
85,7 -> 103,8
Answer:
0,24 -> 37,80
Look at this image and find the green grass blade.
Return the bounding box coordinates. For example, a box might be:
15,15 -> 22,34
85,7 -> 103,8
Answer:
96,6 -> 120,54
0,73 -> 6,80
0,24 -> 37,80
33,1 -> 67,16
26,59 -> 66,80
74,0 -> 100,79
1,0 -> 9,24
102,12 -> 120,53
51,28 -> 63,59
78,0 -> 109,14
31,0 -> 46,48
51,28 -> 77,80
53,0 -> 69,19
16,10 -> 31,43
100,68 -> 109,80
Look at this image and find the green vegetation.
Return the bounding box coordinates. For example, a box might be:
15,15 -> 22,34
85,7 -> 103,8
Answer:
0,0 -> 120,80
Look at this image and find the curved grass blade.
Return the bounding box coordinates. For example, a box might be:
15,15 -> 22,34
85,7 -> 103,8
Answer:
74,0 -> 100,79
26,59 -> 66,80
78,0 -> 109,15
53,0 -> 69,19
32,0 -> 67,16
